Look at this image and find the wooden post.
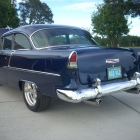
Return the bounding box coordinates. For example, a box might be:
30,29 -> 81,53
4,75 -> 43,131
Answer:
133,43 -> 134,47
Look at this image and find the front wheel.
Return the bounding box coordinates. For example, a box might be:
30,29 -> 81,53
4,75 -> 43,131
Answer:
23,82 -> 52,112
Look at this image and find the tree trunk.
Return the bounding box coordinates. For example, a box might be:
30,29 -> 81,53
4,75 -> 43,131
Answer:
109,38 -> 115,47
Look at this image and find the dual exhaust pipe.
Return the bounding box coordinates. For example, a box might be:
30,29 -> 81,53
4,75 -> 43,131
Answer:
84,98 -> 102,106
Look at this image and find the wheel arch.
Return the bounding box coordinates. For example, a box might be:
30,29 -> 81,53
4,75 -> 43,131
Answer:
18,79 -> 38,91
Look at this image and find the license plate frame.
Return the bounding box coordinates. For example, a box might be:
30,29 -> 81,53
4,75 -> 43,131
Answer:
107,66 -> 122,80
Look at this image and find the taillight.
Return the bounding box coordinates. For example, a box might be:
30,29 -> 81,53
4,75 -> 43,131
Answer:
67,51 -> 78,68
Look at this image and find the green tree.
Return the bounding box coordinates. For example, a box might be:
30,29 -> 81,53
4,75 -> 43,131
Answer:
8,0 -> 17,5
104,0 -> 140,18
124,0 -> 140,17
91,3 -> 130,47
93,35 -> 140,47
0,0 -> 20,28
18,0 -> 54,25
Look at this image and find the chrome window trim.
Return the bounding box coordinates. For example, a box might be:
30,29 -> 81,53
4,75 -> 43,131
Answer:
4,66 -> 60,77
0,38 -> 4,49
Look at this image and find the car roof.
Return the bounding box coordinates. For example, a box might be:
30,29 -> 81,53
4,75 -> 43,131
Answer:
0,28 -> 10,37
2,24 -> 83,37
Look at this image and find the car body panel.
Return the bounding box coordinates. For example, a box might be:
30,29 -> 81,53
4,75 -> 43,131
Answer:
0,50 -> 13,83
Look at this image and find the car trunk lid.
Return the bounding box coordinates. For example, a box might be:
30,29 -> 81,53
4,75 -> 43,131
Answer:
76,47 -> 137,85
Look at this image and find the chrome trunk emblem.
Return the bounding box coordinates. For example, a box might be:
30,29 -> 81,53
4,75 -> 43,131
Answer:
106,59 -> 119,64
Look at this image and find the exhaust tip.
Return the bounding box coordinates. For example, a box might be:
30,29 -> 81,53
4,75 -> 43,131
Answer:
126,88 -> 140,94
84,98 -> 102,106
96,99 -> 102,106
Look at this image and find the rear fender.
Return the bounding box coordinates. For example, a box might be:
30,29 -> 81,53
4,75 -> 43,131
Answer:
131,48 -> 140,72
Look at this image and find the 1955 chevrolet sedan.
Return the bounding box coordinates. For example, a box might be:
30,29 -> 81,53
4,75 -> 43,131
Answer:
0,24 -> 140,112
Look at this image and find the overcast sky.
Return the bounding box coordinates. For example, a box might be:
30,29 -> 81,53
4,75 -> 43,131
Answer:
17,0 -> 140,36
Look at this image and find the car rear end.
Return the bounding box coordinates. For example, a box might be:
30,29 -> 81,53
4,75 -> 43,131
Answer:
56,46 -> 140,104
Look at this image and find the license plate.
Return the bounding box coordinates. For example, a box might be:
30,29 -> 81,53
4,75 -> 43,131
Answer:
107,66 -> 122,80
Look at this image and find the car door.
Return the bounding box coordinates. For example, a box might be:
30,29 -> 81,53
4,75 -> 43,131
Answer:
0,35 -> 14,83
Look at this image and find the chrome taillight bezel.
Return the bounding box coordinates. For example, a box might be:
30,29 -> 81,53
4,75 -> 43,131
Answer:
67,51 -> 78,68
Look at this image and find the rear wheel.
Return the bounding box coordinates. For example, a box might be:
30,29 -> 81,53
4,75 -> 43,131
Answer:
23,82 -> 52,112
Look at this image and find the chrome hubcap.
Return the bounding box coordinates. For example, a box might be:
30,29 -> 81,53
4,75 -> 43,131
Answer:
24,82 -> 37,106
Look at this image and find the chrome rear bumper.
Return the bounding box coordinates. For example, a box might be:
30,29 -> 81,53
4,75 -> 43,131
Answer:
56,72 -> 140,103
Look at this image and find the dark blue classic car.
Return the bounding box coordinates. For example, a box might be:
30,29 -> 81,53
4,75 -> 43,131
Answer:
0,24 -> 140,112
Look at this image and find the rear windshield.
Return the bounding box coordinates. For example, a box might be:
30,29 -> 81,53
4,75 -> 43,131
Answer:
31,28 -> 98,48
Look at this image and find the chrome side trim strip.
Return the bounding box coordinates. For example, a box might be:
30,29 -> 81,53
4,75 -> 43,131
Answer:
56,72 -> 140,103
8,50 -> 15,67
5,66 -> 60,76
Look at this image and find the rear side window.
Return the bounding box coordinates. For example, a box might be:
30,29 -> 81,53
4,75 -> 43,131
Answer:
3,35 -> 12,50
14,34 -> 30,50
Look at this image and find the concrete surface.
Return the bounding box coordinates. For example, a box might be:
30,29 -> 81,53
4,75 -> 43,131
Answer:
0,85 -> 140,140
